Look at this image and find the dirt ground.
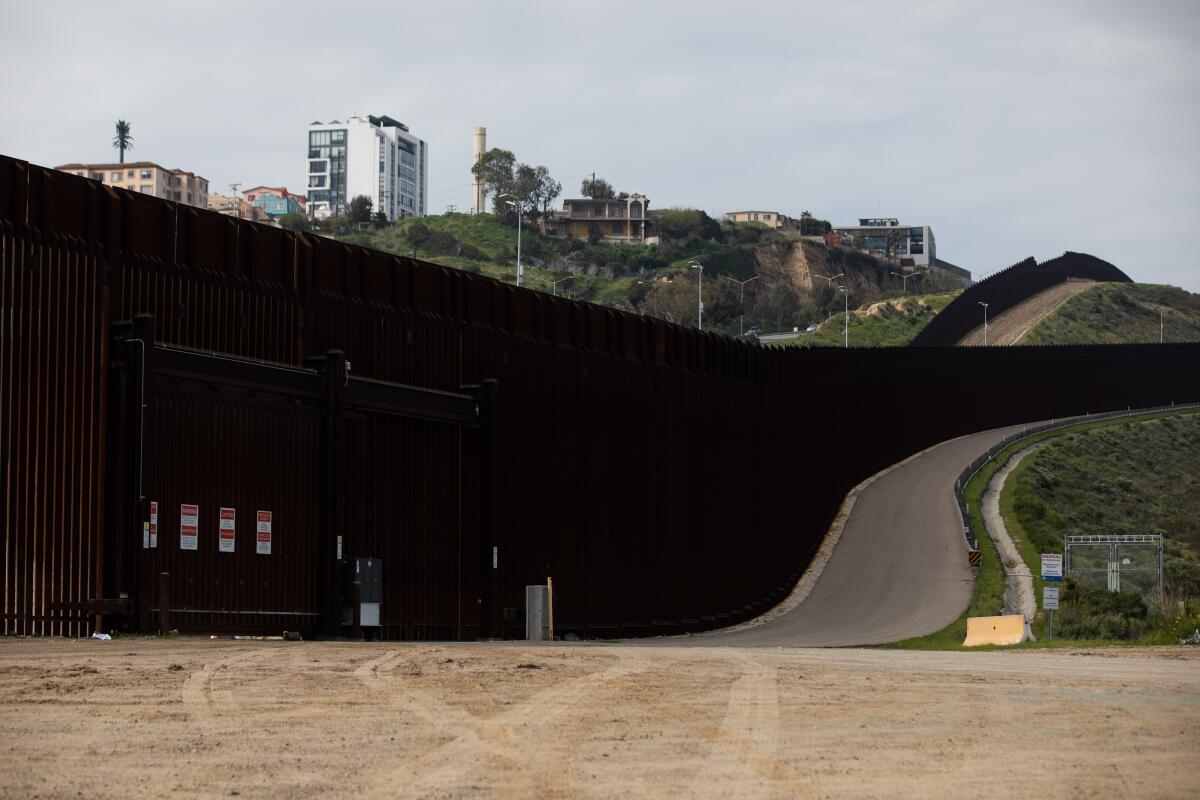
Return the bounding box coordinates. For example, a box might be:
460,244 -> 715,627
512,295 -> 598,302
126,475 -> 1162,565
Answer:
1,639 -> 1197,799
958,279 -> 1096,346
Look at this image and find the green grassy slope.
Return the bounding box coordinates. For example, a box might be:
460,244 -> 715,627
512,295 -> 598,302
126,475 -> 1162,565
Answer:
1008,413 -> 1200,640
1021,282 -> 1200,344
784,293 -> 957,347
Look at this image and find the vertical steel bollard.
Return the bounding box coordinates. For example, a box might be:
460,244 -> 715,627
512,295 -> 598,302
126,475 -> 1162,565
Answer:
158,572 -> 170,634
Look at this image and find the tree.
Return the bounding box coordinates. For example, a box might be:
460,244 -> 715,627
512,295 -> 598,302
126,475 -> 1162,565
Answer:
370,210 -> 389,229
278,213 -> 313,232
580,176 -> 615,199
112,120 -> 133,164
348,195 -> 373,225
472,148 -> 517,210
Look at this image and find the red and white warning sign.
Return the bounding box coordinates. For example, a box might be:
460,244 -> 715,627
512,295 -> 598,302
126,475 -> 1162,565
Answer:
256,510 -> 272,555
219,507 -> 236,553
150,501 -> 159,549
180,504 -> 199,551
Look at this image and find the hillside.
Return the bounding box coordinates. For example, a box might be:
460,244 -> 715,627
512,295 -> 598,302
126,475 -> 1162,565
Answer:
957,279 -> 1098,345
1007,413 -> 1200,639
1019,282 -> 1200,344
783,293 -> 957,347
326,212 -> 955,338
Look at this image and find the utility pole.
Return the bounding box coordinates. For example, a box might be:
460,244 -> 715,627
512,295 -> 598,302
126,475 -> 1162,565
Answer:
839,285 -> 850,347
721,275 -> 760,336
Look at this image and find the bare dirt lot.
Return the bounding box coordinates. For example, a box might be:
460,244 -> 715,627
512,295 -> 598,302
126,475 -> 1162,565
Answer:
1,639 -> 1197,799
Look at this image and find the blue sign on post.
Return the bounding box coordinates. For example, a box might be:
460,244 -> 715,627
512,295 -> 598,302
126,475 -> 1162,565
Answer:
1041,553 -> 1063,582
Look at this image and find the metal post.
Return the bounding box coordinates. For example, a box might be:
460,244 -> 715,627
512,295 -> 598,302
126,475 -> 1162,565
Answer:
1048,608 -> 1053,641
158,572 -> 170,634
843,288 -> 848,347
313,351 -> 347,637
698,265 -> 703,331
352,580 -> 362,640
516,203 -> 523,287
479,379 -> 502,639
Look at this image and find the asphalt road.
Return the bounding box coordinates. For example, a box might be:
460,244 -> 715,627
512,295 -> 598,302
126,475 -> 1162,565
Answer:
691,423 -> 1025,647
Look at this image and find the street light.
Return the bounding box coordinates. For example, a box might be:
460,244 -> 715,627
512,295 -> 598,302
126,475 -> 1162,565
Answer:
890,270 -> 922,294
720,274 -> 760,336
552,275 -> 575,297
497,193 -> 523,287
978,301 -> 989,346
1159,306 -> 1164,344
813,271 -> 844,286
838,285 -> 850,348
688,261 -> 704,331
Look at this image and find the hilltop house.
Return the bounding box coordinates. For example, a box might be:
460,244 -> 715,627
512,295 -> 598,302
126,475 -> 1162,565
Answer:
538,195 -> 651,244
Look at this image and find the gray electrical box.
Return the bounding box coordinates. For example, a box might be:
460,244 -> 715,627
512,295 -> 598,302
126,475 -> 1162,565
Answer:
341,558 -> 382,627
525,585 -> 550,641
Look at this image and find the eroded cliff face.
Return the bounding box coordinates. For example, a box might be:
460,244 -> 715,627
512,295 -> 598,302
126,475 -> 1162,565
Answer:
754,240 -> 886,310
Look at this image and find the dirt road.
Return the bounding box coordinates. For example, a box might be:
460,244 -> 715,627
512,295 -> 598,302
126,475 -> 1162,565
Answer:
958,279 -> 1096,346
2,638 -> 1196,799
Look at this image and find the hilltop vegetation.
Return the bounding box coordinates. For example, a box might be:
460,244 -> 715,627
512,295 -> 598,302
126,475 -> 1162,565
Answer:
785,293 -> 957,348
1021,282 -> 1200,344
1008,413 -> 1200,640
325,211 -> 953,339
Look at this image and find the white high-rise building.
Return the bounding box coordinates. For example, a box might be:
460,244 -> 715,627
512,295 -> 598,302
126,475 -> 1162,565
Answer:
306,115 -> 427,220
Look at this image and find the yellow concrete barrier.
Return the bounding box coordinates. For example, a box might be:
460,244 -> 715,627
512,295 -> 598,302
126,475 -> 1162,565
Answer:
963,614 -> 1028,647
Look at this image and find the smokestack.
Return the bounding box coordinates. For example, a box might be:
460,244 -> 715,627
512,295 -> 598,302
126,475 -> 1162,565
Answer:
472,127 -> 487,214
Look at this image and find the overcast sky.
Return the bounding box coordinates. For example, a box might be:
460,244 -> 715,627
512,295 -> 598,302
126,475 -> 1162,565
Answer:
2,1 -> 1197,288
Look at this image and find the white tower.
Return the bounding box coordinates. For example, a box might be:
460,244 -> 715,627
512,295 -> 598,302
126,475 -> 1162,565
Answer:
472,127 -> 487,214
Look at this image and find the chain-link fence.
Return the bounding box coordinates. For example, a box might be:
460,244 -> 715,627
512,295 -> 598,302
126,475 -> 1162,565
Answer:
1065,535 -> 1163,597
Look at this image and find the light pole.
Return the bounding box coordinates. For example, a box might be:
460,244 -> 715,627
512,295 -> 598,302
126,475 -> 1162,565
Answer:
720,274 -> 760,336
978,301 -> 989,346
552,275 -> 575,297
839,285 -> 850,348
498,193 -> 523,287
890,270 -> 922,294
1159,306 -> 1164,343
688,261 -> 704,331
813,271 -> 844,287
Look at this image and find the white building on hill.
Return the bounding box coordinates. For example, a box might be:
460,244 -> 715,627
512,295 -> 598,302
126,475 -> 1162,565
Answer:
306,115 -> 427,220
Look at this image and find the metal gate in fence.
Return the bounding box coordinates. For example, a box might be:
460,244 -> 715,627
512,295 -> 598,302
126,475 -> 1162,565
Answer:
1065,534 -> 1163,596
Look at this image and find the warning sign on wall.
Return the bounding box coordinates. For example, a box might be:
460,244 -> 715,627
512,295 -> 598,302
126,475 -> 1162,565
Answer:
219,507 -> 236,553
143,521 -> 150,549
180,504 -> 199,551
150,501 -> 159,548
256,510 -> 272,555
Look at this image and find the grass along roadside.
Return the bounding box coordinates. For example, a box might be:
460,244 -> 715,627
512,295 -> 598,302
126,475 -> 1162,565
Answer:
886,406 -> 1200,650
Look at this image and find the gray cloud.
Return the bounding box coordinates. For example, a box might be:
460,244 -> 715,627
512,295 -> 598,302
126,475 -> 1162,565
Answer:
2,0 -> 1197,288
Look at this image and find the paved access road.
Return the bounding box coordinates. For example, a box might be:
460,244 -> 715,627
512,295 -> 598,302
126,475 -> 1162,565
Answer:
694,423 -> 1025,647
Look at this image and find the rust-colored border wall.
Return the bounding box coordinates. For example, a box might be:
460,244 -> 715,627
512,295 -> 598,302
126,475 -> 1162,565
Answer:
3,156 -> 1199,638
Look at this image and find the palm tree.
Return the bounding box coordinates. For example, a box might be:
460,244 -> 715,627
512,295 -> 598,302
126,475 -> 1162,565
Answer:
113,120 -> 133,164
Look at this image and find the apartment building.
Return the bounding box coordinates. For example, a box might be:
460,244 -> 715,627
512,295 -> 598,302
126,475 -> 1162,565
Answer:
54,161 -> 209,208
208,193 -> 271,222
725,210 -> 793,229
243,186 -> 305,217
306,115 -> 427,220
539,195 -> 650,244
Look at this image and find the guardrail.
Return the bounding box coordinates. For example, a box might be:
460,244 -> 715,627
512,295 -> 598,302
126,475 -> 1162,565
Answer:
954,402 -> 1200,563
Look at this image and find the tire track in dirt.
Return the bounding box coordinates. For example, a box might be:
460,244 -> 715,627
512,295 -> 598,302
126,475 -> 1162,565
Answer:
688,650 -> 787,798
181,648 -> 271,727
609,651 -> 810,797
363,653 -> 644,800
